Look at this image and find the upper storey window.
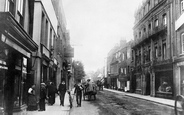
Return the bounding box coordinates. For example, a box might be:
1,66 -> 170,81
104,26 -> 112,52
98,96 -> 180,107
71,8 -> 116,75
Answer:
181,33 -> 184,54
162,14 -> 167,26
18,0 -> 24,15
155,0 -> 158,6
181,0 -> 184,13
5,0 -> 15,16
148,0 -> 151,11
155,19 -> 159,27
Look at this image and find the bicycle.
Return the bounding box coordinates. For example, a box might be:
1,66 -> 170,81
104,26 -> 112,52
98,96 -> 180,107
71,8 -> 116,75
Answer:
175,95 -> 184,115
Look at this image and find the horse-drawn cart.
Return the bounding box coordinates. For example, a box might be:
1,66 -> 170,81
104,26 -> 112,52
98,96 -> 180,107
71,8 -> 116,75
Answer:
83,82 -> 97,101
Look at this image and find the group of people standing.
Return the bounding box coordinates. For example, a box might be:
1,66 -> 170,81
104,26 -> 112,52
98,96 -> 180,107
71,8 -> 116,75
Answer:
27,78 -> 95,111
27,79 -> 67,111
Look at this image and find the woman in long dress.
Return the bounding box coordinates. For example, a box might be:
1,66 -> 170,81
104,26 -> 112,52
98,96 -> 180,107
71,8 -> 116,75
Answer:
27,84 -> 37,111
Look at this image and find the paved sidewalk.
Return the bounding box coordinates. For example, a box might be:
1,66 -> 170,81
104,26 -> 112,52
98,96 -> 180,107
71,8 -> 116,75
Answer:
70,94 -> 100,115
104,88 -> 175,108
26,92 -> 70,115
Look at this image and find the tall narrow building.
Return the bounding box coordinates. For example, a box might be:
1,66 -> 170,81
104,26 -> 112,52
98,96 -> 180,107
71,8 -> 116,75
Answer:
0,0 -> 38,114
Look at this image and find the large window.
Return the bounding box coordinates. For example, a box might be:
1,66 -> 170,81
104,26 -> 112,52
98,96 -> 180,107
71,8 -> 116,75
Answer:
0,61 -> 7,109
156,72 -> 172,93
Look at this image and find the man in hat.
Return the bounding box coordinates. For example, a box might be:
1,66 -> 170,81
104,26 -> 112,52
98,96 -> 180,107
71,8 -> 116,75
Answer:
58,79 -> 66,106
39,83 -> 47,111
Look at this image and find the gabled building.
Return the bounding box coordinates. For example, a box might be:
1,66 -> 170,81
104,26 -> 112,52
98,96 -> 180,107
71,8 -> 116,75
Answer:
118,40 -> 132,92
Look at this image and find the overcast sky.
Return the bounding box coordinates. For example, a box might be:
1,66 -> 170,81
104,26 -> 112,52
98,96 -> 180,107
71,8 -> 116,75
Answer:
62,0 -> 143,72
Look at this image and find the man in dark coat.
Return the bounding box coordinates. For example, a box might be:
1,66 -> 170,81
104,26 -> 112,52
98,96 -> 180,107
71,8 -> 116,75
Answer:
74,80 -> 83,107
39,83 -> 47,111
58,79 -> 66,106
48,82 -> 57,105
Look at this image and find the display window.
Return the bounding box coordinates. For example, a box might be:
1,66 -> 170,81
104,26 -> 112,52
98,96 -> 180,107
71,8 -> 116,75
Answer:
13,57 -> 28,108
0,60 -> 8,111
155,71 -> 173,93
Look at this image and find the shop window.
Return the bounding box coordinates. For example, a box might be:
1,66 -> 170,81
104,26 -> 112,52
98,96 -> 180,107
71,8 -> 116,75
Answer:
156,72 -> 172,93
0,64 -> 7,109
13,73 -> 21,107
22,57 -> 27,105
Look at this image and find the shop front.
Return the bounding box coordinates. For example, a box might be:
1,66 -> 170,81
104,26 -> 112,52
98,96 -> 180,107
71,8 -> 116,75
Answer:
0,12 -> 38,115
153,63 -> 173,99
174,59 -> 184,97
118,74 -> 129,91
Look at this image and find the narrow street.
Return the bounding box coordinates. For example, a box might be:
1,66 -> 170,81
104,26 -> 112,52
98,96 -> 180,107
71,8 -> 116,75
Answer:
70,89 -> 175,115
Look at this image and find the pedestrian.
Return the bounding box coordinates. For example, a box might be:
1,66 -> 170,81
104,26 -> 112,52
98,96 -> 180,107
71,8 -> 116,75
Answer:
27,84 -> 37,111
86,79 -> 93,100
74,80 -> 84,107
48,82 -> 58,105
58,79 -> 66,106
39,83 -> 47,111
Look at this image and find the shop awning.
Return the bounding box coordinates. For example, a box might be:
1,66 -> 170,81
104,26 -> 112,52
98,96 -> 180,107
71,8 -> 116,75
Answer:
0,12 -> 38,54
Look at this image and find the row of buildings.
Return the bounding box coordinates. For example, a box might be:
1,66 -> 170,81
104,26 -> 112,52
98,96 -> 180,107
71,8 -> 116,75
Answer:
106,0 -> 184,100
0,0 -> 74,115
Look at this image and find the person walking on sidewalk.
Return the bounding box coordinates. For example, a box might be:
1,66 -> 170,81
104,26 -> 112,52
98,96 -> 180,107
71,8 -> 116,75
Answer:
74,80 -> 84,107
39,83 -> 47,111
48,82 -> 58,105
58,79 -> 66,106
